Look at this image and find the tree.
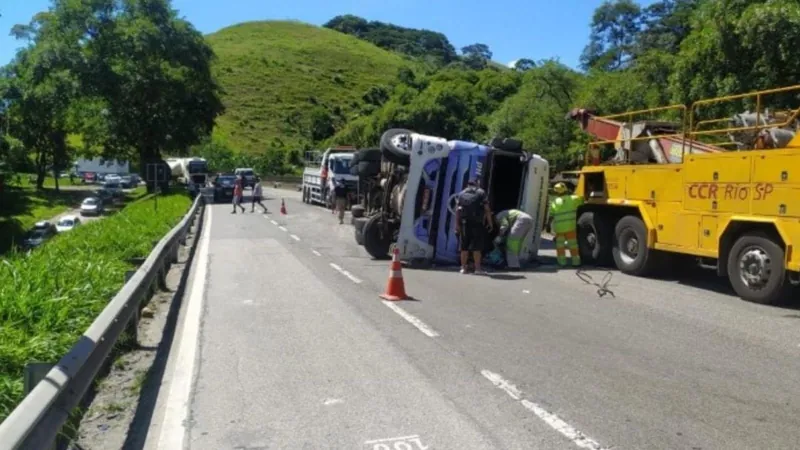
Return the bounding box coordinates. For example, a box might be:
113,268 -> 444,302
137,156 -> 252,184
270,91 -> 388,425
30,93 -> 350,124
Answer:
669,0 -> 800,112
40,0 -> 224,189
580,0 -> 643,71
514,59 -> 536,72
461,43 -> 492,70
636,0 -> 700,55
4,9 -> 81,191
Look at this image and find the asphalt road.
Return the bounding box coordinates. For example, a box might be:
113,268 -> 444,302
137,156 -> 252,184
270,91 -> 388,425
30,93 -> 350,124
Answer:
147,187 -> 800,450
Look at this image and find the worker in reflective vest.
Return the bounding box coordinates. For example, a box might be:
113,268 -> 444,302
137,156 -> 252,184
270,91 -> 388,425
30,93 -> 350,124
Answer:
549,182 -> 583,267
493,209 -> 534,270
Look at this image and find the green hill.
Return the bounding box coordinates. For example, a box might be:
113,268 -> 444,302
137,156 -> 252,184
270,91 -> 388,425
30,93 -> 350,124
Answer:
207,21 -> 416,153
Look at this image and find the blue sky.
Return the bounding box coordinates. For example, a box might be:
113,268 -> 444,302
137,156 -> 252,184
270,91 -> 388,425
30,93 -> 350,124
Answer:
0,0 -> 655,68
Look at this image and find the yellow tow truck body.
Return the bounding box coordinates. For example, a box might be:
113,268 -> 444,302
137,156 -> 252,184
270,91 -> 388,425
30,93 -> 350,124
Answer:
572,85 -> 800,304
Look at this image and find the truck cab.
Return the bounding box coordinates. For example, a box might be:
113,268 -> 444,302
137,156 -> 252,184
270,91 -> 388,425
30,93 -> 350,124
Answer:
355,129 -> 549,265
302,147 -> 358,207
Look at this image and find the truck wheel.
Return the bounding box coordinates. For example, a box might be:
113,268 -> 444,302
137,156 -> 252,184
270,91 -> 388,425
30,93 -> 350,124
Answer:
354,217 -> 367,245
351,205 -> 365,218
358,160 -> 381,178
380,128 -> 413,164
357,148 -> 382,162
362,215 -> 392,259
577,211 -> 612,266
727,232 -> 790,305
612,215 -> 662,276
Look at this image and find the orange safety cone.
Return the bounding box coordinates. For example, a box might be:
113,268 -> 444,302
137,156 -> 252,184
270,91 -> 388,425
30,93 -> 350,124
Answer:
380,247 -> 409,301
280,199 -> 287,215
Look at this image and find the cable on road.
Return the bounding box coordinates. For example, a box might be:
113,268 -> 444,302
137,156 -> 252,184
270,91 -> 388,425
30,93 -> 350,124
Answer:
575,269 -> 616,298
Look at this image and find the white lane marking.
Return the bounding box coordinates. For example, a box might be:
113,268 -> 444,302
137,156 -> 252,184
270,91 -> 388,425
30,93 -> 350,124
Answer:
270,219 -> 278,225
481,370 -> 607,450
329,262 -> 362,284
243,299 -> 253,305
156,206 -> 212,449
290,234 -> 300,241
323,398 -> 344,406
382,301 -> 440,338
278,226 -> 287,232
312,250 -> 322,256
523,289 -> 530,294
364,434 -> 421,444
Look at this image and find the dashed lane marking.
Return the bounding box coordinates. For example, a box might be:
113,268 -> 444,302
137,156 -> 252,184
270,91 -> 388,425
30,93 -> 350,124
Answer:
481,370 -> 607,450
312,250 -> 322,256
290,234 -> 301,241
270,219 -> 278,225
329,262 -> 362,284
278,226 -> 288,232
382,301 -> 440,338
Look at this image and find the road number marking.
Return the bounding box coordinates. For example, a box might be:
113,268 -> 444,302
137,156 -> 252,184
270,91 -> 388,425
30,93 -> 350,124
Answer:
365,435 -> 428,450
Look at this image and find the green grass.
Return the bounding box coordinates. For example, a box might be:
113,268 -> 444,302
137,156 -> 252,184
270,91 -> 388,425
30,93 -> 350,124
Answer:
0,193 -> 192,420
207,20 -> 417,152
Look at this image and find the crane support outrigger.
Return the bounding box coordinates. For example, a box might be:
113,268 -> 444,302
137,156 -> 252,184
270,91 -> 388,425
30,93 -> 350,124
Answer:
567,84 -> 800,305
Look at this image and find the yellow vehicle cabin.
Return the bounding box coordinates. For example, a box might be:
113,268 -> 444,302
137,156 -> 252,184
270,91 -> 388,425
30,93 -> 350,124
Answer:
567,85 -> 800,305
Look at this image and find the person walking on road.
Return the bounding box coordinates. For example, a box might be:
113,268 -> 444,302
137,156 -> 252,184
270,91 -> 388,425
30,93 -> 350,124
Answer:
455,179 -> 493,275
494,209 -> 534,270
333,178 -> 348,224
549,182 -> 583,267
232,175 -> 245,214
251,178 -> 268,213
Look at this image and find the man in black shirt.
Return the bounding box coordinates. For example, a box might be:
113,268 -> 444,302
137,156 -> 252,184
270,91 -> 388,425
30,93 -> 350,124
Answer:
455,179 -> 494,274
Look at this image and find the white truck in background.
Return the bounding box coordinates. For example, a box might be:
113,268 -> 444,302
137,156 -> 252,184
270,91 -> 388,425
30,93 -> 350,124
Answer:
166,157 -> 210,196
301,146 -> 359,207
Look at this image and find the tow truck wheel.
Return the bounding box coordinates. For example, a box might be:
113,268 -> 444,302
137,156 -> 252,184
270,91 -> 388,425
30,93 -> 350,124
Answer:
727,232 -> 790,305
577,211 -> 612,266
362,215 -> 392,260
354,217 -> 367,245
351,205 -> 365,218
612,215 -> 663,276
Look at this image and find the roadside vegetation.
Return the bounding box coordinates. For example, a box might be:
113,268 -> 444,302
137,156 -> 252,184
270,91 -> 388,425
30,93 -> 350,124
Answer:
185,0 -> 800,177
0,193 -> 192,420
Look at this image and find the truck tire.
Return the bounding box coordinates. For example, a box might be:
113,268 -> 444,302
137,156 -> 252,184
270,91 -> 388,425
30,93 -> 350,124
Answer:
612,215 -> 663,276
362,214 -> 392,260
358,160 -> 381,178
358,148 -> 382,162
354,217 -> 368,245
382,146 -> 410,165
351,205 -> 365,218
727,232 -> 791,305
380,128 -> 413,164
577,211 -> 612,266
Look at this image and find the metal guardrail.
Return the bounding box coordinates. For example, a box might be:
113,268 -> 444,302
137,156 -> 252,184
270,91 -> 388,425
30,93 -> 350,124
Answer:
0,194 -> 206,450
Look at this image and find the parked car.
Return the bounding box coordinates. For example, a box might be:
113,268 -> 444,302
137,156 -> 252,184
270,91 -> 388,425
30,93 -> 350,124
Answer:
120,175 -> 133,188
105,174 -> 122,184
95,188 -> 113,202
234,168 -> 257,188
55,215 -> 81,232
213,174 -> 237,203
23,221 -> 57,249
80,197 -> 104,216
103,180 -> 123,198
83,172 -> 97,184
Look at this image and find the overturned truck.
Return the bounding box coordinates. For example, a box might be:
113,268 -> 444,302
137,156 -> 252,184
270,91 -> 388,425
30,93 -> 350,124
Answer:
351,129 -> 550,265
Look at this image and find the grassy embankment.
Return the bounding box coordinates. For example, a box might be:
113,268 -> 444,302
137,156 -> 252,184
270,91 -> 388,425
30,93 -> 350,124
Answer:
0,193 -> 192,420
207,20 -> 415,153
0,176 -> 147,255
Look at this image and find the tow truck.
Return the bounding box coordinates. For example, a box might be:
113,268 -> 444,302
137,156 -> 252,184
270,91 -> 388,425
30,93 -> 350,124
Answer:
567,84 -> 800,305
